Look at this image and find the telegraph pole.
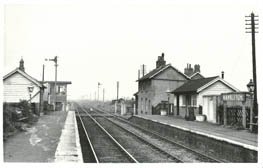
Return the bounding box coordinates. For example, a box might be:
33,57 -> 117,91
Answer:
103,88 -> 105,104
142,64 -> 145,76
39,64 -> 45,114
115,81 -> 119,114
42,64 -> 45,82
245,12 -> 259,124
98,83 -> 99,101
117,81 -> 119,101
54,56 -> 58,111
103,88 -> 105,103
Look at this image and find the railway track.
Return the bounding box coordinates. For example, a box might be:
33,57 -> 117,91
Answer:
76,105 -> 138,163
76,104 -> 183,163
86,105 -> 225,163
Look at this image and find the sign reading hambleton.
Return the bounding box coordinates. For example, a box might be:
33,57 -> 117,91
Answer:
222,92 -> 248,102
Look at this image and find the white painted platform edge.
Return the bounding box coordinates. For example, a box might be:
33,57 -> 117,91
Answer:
73,110 -> 83,163
135,115 -> 258,151
54,111 -> 83,162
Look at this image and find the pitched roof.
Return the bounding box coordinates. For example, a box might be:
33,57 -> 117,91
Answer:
197,77 -> 239,93
189,72 -> 204,79
42,81 -> 72,84
172,76 -> 239,94
171,76 -> 218,94
3,68 -> 43,88
138,64 -> 189,81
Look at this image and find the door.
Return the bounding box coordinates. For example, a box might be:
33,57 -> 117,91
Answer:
203,97 -> 209,117
208,97 -> 214,122
203,96 -> 216,123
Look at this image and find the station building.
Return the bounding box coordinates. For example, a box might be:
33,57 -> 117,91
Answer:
3,58 -> 44,115
134,53 -> 242,126
135,53 -> 201,115
171,75 -> 239,122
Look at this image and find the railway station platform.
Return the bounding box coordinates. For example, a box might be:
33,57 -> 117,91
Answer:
129,114 -> 258,162
134,114 -> 257,150
4,110 -> 82,162
100,106 -> 257,150
54,110 -> 83,162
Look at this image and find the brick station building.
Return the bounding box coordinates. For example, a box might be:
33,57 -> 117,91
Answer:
135,53 -> 193,115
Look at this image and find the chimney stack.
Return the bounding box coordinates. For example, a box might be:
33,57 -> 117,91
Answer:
19,57 -> 25,72
189,64 -> 193,75
140,64 -> 147,77
156,53 -> 166,68
184,63 -> 199,76
194,64 -> 200,73
221,71 -> 224,79
184,63 -> 189,76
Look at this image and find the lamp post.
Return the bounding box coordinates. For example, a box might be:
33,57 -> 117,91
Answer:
28,85 -> 34,115
166,89 -> 171,115
45,56 -> 58,111
247,79 -> 254,93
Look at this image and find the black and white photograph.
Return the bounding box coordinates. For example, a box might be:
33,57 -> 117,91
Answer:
1,0 -> 262,167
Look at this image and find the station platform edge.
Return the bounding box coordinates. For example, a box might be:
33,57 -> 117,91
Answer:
134,115 -> 257,152
54,110 -> 83,162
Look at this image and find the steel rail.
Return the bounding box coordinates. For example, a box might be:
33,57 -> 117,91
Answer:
78,105 -> 139,163
83,106 -> 183,162
76,108 -> 99,163
93,106 -> 225,163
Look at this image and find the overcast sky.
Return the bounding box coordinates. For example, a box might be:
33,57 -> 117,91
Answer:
3,0 -> 263,100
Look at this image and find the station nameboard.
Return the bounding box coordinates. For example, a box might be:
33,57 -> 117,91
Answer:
222,93 -> 246,102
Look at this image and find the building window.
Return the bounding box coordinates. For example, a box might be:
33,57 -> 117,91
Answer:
181,95 -> 196,106
182,95 -> 186,106
56,85 -> 60,94
145,98 -> 147,114
57,85 -> 66,95
141,98 -> 144,113
192,95 -> 197,106
148,100 -> 151,113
